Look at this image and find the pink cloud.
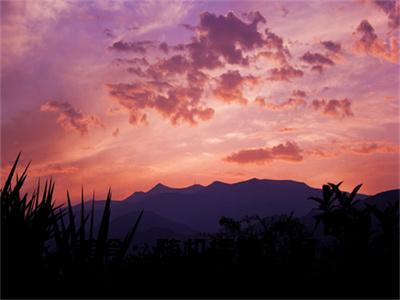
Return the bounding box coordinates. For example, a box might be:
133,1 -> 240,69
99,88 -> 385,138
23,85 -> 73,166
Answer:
224,141 -> 303,164
40,101 -> 103,135
292,89 -> 307,98
372,0 -> 399,29
257,97 -> 306,111
312,98 -> 353,118
354,20 -> 398,63
213,70 -> 258,105
107,82 -> 214,125
350,142 -> 399,154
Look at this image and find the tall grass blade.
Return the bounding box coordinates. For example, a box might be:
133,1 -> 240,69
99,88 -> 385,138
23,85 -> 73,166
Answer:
118,210 -> 144,260
89,191 -> 95,240
95,188 -> 112,262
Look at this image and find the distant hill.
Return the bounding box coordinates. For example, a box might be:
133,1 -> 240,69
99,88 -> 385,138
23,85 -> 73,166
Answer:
121,178 -> 325,232
71,178 -> 398,242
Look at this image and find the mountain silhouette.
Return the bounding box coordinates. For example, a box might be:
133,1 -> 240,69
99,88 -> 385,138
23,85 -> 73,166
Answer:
72,178 -> 398,240
122,178 -> 332,232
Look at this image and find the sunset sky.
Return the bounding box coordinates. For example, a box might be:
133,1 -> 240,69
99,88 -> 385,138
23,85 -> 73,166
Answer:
1,0 -> 399,202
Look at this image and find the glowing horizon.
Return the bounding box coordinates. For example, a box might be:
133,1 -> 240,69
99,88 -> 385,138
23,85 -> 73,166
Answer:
1,0 -> 399,202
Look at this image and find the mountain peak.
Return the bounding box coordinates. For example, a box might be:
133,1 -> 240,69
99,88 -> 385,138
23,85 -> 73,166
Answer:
148,183 -> 171,194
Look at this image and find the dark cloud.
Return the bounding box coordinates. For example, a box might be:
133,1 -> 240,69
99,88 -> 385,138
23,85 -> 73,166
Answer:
356,20 -> 377,46
104,28 -> 115,39
213,70 -> 258,105
157,55 -> 190,75
40,101 -> 103,135
107,82 -> 214,126
279,5 -> 289,18
321,40 -> 341,53
224,141 -> 303,164
159,42 -> 169,54
143,55 -> 191,80
109,40 -> 154,53
187,11 -> 267,68
311,65 -> 324,74
181,23 -> 196,31
257,28 -> 291,65
126,67 -> 146,76
292,89 -> 307,97
373,0 -> 399,29
113,57 -> 149,66
300,51 -> 334,66
268,65 -> 303,81
312,98 -> 353,118
107,11 -> 296,126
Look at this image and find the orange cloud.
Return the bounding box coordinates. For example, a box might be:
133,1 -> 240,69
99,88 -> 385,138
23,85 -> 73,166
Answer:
350,142 -> 399,154
32,163 -> 80,177
224,141 -> 303,164
256,97 -> 306,111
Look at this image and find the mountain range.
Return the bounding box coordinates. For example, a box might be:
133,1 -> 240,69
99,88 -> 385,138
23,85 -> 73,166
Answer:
73,178 -> 398,245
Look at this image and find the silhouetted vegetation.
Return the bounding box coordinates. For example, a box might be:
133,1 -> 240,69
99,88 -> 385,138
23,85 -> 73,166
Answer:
1,154 -> 399,298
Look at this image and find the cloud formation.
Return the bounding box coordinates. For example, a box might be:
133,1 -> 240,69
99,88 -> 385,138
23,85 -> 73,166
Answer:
312,98 -> 353,118
321,40 -> 341,53
301,51 -> 334,66
40,101 -> 103,135
213,70 -> 258,104
350,142 -> 399,154
109,40 -> 154,53
354,20 -> 398,63
292,89 -> 307,97
268,65 -> 303,81
372,0 -> 399,29
107,82 -> 214,125
224,141 -> 303,164
256,97 -> 305,111
186,11 -> 267,68
108,11 -> 297,126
